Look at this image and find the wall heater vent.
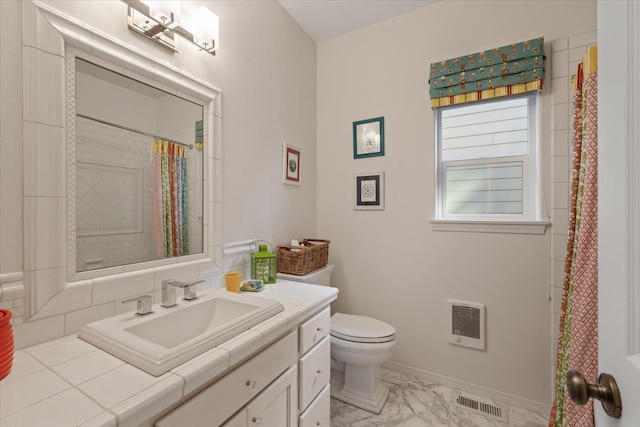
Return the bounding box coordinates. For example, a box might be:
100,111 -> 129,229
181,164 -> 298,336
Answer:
448,300 -> 485,350
453,392 -> 507,422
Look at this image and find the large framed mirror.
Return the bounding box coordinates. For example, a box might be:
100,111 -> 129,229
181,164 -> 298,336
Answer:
23,1 -> 223,319
73,58 -> 204,274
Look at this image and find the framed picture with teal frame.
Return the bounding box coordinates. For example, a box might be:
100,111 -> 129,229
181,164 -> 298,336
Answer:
353,116 -> 384,159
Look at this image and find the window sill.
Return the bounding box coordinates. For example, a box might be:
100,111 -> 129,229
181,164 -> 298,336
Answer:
429,219 -> 549,235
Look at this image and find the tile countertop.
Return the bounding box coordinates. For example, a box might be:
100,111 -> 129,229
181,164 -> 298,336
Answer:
0,281 -> 338,427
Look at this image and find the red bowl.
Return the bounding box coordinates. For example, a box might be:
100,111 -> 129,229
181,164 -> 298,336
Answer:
0,344 -> 14,361
0,359 -> 13,381
0,344 -> 12,357
0,330 -> 13,346
0,335 -> 13,348
0,335 -> 13,347
0,335 -> 13,350
0,351 -> 12,364
0,309 -> 11,328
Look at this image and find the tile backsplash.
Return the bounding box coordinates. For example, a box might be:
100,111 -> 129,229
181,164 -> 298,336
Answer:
0,240 -> 254,349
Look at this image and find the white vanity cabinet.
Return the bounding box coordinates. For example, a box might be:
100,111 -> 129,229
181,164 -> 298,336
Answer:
223,365 -> 298,427
0,279 -> 339,426
156,331 -> 298,427
155,305 -> 334,427
297,307 -> 331,427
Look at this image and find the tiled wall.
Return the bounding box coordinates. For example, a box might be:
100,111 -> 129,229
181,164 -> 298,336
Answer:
548,31 -> 597,395
0,277 -> 24,326
76,117 -> 154,271
0,240 -> 251,348
75,117 -> 203,272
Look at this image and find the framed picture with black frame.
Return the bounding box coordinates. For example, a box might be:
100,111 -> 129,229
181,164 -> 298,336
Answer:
354,172 -> 385,210
353,117 -> 384,159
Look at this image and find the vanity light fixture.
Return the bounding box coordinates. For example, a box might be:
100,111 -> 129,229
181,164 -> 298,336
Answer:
122,0 -> 219,55
142,0 -> 179,28
190,6 -> 220,53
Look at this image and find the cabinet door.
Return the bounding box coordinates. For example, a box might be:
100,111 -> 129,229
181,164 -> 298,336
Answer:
223,409 -> 248,427
156,332 -> 297,427
246,365 -> 298,427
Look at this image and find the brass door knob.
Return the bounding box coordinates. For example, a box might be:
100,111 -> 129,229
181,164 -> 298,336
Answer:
566,370 -> 622,418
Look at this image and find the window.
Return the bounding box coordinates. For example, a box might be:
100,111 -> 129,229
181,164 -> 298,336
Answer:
435,94 -> 542,223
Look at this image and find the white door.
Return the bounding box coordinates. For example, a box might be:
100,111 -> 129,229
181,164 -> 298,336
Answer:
597,0 -> 640,425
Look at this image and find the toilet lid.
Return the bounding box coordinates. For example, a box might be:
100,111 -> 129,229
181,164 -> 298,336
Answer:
330,313 -> 395,343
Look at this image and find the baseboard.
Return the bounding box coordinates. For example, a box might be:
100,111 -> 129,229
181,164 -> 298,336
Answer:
383,361 -> 551,416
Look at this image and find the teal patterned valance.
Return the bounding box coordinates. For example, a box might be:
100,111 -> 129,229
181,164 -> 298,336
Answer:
429,37 -> 545,108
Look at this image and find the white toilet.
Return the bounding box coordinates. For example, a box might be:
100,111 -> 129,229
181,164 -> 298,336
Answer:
277,265 -> 396,414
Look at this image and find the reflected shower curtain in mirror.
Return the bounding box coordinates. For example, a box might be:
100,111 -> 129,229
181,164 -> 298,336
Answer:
153,140 -> 189,258
549,46 -> 598,427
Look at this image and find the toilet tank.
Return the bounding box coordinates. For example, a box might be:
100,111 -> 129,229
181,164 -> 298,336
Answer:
277,264 -> 334,286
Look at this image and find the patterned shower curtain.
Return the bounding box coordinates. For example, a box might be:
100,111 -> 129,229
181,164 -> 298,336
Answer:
549,46 -> 598,427
153,140 -> 189,258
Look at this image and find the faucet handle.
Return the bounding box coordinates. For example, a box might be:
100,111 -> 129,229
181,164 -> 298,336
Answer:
182,280 -> 205,301
121,295 -> 153,316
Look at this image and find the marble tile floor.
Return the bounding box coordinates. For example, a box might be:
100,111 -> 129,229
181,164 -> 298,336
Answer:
330,369 -> 548,427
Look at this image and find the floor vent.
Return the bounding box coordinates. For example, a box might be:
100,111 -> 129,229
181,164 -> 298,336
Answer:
453,392 -> 508,422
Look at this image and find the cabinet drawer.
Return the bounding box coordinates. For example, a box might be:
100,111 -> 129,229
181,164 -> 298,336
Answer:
299,307 -> 330,355
223,366 -> 298,427
156,331 -> 297,427
299,384 -> 330,427
299,336 -> 330,410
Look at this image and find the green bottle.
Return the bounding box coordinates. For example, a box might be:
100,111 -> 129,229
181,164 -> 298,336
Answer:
251,244 -> 277,284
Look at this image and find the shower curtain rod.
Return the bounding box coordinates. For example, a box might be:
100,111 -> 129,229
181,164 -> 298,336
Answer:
76,113 -> 194,149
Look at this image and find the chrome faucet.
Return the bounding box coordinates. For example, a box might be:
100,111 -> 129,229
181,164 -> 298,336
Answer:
121,295 -> 153,316
161,279 -> 205,308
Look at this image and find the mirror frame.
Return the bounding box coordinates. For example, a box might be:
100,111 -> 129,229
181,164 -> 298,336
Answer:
68,50 -> 207,280
23,1 -> 223,320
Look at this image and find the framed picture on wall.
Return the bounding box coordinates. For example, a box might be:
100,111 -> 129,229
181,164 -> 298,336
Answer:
354,172 -> 385,210
282,142 -> 301,186
353,117 -> 385,159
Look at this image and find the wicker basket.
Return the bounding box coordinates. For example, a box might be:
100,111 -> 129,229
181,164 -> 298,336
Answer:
277,239 -> 330,276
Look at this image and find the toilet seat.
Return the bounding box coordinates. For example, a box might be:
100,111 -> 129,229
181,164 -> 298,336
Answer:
331,313 -> 395,343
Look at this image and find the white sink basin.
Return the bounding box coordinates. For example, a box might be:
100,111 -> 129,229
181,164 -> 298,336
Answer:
79,291 -> 284,376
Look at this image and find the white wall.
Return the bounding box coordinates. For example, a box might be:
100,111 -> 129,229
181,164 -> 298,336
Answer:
0,0 -> 316,335
76,71 -> 158,133
317,0 -> 596,405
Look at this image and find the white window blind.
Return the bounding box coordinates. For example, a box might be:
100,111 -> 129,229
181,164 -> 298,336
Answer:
436,95 -> 537,220
444,161 -> 524,214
